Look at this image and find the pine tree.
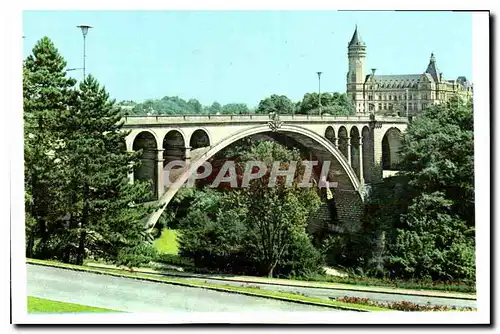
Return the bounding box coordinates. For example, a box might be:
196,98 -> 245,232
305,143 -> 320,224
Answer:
60,75 -> 155,264
23,37 -> 77,258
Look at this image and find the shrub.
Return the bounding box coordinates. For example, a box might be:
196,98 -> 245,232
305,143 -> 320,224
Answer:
335,296 -> 475,312
116,243 -> 158,269
277,231 -> 325,278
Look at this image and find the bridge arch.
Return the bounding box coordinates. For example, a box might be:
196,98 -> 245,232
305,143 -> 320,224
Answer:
147,124 -> 364,228
382,127 -> 403,170
132,130 -> 159,199
337,126 -> 348,159
190,128 -> 211,149
163,130 -> 187,166
324,126 -> 335,144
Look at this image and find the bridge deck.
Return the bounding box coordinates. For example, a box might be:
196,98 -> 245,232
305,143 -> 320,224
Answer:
123,114 -> 409,126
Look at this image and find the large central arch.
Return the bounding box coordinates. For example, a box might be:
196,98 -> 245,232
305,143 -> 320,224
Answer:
146,124 -> 364,228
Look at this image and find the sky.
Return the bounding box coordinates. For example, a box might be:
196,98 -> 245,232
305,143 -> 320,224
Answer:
23,10 -> 472,107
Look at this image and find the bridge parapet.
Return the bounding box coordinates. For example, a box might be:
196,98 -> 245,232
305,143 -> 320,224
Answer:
123,114 -> 409,126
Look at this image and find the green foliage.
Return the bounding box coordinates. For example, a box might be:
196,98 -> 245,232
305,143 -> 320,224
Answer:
24,37 -> 156,265
28,297 -> 118,313
155,253 -> 195,269
177,141 -> 324,278
128,95 -> 252,115
116,243 -> 158,269
353,101 -> 476,282
23,37 -> 78,258
57,75 -> 156,264
220,103 -> 251,115
399,101 -> 474,226
256,94 -> 294,114
297,92 -> 355,115
320,100 -> 475,283
385,101 -> 475,281
302,273 -> 475,293
334,296 -> 475,312
153,228 -> 180,255
386,192 -> 475,281
279,231 -> 325,278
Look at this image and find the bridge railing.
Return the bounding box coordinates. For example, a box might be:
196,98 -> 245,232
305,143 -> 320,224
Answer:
123,113 -> 409,125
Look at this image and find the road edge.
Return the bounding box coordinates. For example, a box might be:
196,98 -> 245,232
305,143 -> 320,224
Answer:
27,260 -> 385,312
86,262 -> 477,301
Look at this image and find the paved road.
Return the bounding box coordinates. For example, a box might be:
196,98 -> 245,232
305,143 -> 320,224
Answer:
27,265 -> 336,313
179,277 -> 476,309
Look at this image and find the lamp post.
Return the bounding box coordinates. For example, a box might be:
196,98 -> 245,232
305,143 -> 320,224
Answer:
317,71 -> 322,115
77,24 -> 92,79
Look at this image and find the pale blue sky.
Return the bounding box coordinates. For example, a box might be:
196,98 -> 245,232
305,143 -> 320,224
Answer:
23,11 -> 472,107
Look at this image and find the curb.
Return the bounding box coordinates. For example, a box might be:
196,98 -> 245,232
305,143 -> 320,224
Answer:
27,261 -> 376,312
86,262 -> 476,301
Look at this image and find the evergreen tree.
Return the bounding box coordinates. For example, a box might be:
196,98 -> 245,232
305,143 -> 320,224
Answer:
59,75 -> 156,264
23,37 -> 77,258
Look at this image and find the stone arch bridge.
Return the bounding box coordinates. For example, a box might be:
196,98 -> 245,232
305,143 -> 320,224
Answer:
123,114 -> 408,228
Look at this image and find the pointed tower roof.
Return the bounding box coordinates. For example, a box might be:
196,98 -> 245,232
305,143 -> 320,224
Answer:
348,25 -> 365,47
425,52 -> 440,82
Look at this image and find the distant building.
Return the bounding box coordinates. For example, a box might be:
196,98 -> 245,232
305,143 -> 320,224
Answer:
346,26 -> 473,115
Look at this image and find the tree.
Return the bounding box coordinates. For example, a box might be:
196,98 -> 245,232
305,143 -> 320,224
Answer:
220,103 -> 251,115
243,180 -> 321,277
256,94 -> 294,114
297,92 -> 355,115
177,141 -> 324,278
399,100 -> 474,227
387,192 -> 475,280
381,100 -> 475,281
187,98 -> 203,114
205,102 -> 222,114
58,75 -> 156,264
23,37 -> 77,258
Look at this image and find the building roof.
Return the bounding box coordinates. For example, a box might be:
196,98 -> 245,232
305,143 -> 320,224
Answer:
364,53 -> 448,88
365,74 -> 421,88
457,76 -> 473,89
425,53 -> 440,82
373,74 -> 421,81
348,25 -> 365,47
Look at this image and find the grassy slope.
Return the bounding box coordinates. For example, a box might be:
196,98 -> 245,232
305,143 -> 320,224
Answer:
28,296 -> 119,313
153,228 -> 179,254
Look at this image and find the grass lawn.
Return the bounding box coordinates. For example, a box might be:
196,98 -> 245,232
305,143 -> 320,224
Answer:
153,228 -> 179,254
28,296 -> 119,313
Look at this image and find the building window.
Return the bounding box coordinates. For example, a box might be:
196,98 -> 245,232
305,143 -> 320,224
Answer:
368,95 -> 373,101
378,103 -> 382,110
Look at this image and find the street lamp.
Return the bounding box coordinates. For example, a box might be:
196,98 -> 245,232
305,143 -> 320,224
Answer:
77,24 -> 93,79
317,71 -> 322,115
